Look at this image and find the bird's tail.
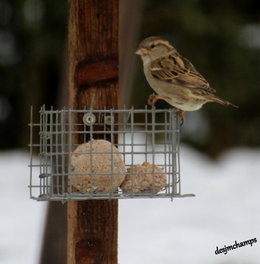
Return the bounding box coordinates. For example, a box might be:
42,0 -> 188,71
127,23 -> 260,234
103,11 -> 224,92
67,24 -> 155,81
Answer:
209,95 -> 238,108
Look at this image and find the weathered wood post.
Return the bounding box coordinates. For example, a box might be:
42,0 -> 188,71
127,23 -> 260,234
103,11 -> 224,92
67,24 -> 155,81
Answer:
67,1 -> 119,263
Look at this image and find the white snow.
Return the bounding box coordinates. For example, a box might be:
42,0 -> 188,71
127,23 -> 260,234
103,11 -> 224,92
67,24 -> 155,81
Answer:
119,145 -> 260,264
0,151 -> 46,264
1,146 -> 260,264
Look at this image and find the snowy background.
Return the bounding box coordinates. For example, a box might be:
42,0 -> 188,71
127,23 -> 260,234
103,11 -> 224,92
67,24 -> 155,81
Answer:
1,145 -> 260,264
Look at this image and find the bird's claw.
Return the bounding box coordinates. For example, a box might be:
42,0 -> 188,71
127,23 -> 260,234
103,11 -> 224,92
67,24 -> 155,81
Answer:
147,93 -> 158,105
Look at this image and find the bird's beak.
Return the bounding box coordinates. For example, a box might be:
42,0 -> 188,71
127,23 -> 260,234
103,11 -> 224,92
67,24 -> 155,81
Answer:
135,48 -> 149,56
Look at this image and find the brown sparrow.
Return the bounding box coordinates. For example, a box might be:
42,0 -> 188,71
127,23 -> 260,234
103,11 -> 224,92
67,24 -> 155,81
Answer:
135,36 -> 237,122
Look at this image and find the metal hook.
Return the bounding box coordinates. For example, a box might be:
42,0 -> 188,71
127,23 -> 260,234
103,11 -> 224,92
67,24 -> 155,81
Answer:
82,94 -> 97,125
90,94 -> 95,110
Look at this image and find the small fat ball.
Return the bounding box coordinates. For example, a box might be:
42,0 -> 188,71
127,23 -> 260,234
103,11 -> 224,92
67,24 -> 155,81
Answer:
120,162 -> 167,193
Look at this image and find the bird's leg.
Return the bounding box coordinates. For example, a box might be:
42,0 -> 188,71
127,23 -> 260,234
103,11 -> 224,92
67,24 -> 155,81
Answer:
170,107 -> 185,125
178,110 -> 185,126
147,93 -> 158,105
148,94 -> 185,125
147,93 -> 172,105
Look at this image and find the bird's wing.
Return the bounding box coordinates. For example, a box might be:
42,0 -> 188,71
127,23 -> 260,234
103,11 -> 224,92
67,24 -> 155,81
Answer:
150,52 -> 216,93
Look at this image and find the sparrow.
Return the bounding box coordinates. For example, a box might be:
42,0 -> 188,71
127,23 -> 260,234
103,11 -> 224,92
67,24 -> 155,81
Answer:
135,36 -> 237,122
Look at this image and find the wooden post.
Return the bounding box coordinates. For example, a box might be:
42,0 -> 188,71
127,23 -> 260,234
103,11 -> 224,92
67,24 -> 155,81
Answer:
67,1 -> 119,264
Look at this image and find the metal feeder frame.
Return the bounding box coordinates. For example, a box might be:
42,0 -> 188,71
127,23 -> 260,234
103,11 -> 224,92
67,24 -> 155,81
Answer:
29,105 -> 194,201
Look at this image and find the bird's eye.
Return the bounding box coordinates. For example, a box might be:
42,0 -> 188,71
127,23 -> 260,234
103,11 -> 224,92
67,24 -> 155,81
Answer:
150,44 -> 156,49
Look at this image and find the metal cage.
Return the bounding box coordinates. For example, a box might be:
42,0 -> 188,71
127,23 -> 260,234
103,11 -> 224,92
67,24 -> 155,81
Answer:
29,105 -> 194,201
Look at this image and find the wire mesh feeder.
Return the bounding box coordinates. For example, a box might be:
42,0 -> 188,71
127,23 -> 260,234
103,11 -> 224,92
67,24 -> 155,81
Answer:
29,105 -> 194,201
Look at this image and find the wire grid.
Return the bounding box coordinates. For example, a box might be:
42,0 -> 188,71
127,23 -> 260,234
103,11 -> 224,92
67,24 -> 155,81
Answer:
29,105 -> 194,201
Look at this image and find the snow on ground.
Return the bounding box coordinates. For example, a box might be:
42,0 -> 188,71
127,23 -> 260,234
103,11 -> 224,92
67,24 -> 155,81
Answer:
0,146 -> 260,264
0,151 -> 46,264
119,146 -> 260,264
